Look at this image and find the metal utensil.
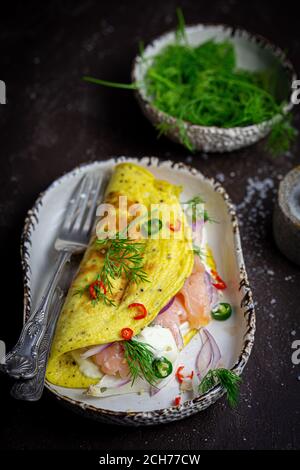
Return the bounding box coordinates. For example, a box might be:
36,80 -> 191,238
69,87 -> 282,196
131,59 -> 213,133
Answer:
10,287 -> 65,401
3,172 -> 104,379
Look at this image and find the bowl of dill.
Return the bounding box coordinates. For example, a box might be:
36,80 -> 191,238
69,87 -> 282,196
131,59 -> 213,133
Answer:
131,14 -> 296,154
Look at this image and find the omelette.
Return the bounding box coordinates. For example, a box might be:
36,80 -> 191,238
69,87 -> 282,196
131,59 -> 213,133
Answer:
46,163 -> 219,395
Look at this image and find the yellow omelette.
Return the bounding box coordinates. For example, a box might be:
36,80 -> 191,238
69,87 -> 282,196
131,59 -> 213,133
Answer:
46,163 -> 194,388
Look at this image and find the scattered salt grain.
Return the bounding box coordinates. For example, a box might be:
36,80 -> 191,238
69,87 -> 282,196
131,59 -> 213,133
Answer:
101,19 -> 114,35
291,330 -> 296,336
267,270 -> 275,276
270,299 -> 276,305
216,172 -> 225,182
237,177 -> 274,213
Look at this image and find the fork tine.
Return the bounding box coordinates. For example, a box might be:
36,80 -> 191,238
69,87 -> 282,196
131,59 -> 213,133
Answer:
62,174 -> 91,232
71,175 -> 94,232
82,174 -> 104,234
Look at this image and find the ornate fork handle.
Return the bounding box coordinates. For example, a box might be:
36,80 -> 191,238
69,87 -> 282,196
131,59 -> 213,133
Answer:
3,250 -> 71,379
11,288 -> 64,401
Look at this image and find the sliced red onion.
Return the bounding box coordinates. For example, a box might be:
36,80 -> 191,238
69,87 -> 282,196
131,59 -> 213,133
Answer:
196,329 -> 221,379
150,385 -> 160,397
191,219 -> 204,232
196,330 -> 213,378
80,342 -> 112,360
192,219 -> 204,246
98,374 -> 131,389
112,377 -> 131,388
172,323 -> 184,350
205,271 -> 219,307
150,370 -> 175,396
205,329 -> 221,366
158,296 -> 175,315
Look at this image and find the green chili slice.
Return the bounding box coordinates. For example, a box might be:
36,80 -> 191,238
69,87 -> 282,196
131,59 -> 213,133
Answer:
141,218 -> 162,236
152,357 -> 173,379
211,302 -> 232,321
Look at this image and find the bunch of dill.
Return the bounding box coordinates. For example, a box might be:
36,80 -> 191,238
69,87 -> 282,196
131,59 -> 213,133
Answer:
83,9 -> 296,155
145,38 -> 295,154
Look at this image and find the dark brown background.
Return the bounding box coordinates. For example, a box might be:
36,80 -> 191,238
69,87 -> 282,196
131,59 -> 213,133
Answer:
0,0 -> 299,451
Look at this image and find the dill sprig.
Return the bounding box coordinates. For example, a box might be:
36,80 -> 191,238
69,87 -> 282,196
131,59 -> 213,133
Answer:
199,368 -> 242,407
74,278 -> 116,307
183,195 -> 214,223
74,233 -> 149,306
96,232 -> 149,295
266,113 -> 297,155
192,245 -> 206,260
123,339 -> 158,385
175,7 -> 186,43
82,76 -> 139,90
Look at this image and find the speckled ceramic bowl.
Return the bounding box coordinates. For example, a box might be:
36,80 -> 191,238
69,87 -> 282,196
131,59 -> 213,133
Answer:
132,25 -> 296,153
21,157 -> 256,426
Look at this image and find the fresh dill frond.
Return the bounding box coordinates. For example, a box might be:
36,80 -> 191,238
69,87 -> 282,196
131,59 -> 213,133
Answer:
177,119 -> 195,152
266,113 -> 297,156
182,194 -> 215,223
96,232 -> 149,295
183,195 -> 205,206
199,368 -> 242,407
82,76 -> 139,90
175,7 -> 187,43
73,281 -> 116,307
155,120 -> 173,138
74,233 -> 149,306
123,339 -> 157,385
92,294 -> 116,307
192,245 -> 206,260
155,119 -> 194,151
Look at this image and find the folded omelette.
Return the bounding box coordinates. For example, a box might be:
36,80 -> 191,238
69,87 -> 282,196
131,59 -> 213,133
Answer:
46,163 -> 195,388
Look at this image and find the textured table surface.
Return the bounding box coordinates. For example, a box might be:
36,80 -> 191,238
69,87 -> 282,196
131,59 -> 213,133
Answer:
0,0 -> 299,450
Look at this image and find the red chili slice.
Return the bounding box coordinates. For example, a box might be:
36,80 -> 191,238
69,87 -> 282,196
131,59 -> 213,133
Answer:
174,396 -> 182,406
168,219 -> 181,232
121,327 -> 134,340
176,366 -> 194,383
89,280 -> 106,299
211,270 -> 227,290
128,302 -> 147,320
176,366 -> 185,383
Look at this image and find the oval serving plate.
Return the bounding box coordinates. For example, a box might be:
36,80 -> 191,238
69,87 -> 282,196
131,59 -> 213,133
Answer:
21,157 -> 255,426
132,24 -> 296,153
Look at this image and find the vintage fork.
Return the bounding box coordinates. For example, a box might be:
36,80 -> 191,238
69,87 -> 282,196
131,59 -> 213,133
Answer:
3,172 -> 105,380
10,287 -> 65,401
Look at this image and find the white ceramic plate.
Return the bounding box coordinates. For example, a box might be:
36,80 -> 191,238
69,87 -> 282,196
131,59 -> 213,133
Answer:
21,157 -> 255,426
